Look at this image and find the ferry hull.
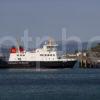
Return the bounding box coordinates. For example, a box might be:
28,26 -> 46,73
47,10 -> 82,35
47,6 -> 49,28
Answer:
0,61 -> 77,69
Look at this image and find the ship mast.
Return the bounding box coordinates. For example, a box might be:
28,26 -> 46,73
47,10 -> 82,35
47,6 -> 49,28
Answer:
16,39 -> 20,54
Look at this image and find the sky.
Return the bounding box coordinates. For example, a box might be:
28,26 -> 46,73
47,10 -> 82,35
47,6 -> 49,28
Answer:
0,0 -> 100,42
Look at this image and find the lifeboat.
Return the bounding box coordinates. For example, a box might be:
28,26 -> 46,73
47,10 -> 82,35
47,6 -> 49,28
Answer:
19,46 -> 24,52
10,47 -> 16,53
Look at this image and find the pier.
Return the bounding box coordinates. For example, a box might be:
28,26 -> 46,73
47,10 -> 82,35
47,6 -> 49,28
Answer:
77,52 -> 100,68
65,51 -> 100,68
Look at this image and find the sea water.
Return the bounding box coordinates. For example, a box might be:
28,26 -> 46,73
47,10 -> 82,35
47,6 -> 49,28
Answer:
0,68 -> 100,100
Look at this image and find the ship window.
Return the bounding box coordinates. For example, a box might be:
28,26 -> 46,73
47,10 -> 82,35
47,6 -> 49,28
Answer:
40,54 -> 43,56
53,54 -> 55,56
50,54 -> 52,56
18,58 -> 21,60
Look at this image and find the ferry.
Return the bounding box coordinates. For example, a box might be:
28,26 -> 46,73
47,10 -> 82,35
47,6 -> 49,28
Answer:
0,39 -> 77,69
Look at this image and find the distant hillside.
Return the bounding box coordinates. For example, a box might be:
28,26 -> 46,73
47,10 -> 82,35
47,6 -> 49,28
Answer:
56,41 -> 88,53
91,43 -> 100,52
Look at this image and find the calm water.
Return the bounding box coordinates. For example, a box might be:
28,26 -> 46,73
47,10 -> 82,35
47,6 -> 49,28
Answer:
0,68 -> 100,100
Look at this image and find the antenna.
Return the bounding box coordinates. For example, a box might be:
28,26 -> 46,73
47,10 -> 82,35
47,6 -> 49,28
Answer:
48,37 -> 55,45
